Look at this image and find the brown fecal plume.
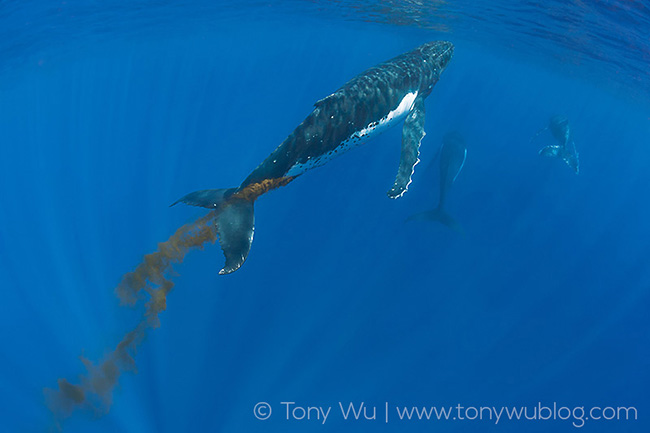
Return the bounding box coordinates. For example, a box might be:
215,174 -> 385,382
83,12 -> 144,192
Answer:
232,176 -> 295,202
43,176 -> 295,430
44,211 -> 217,428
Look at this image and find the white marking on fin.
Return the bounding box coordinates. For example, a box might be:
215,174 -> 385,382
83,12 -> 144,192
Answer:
356,91 -> 418,138
452,148 -> 467,183
391,151 -> 422,199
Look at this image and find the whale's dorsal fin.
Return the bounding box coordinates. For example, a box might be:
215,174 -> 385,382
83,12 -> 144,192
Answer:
314,92 -> 338,108
387,96 -> 426,199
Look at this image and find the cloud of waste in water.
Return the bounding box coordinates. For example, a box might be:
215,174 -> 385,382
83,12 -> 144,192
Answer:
44,211 -> 217,428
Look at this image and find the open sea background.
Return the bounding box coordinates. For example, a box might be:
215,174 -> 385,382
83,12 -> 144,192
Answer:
0,1 -> 648,432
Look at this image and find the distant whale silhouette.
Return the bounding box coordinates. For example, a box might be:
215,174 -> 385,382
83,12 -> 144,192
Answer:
536,115 -> 579,174
172,41 -> 454,274
407,131 -> 466,234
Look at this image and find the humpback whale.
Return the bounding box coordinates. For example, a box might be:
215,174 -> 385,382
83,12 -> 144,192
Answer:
407,131 -> 466,234
173,41 -> 454,274
536,116 -> 579,174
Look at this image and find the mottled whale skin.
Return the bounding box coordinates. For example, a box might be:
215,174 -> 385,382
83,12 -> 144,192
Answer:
174,41 -> 454,274
407,131 -> 466,234
241,41 -> 453,194
537,115 -> 579,174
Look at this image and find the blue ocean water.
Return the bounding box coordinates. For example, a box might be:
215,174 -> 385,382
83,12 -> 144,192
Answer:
0,1 -> 648,432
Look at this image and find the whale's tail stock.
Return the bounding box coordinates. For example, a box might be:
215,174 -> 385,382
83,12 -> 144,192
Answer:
172,177 -> 294,274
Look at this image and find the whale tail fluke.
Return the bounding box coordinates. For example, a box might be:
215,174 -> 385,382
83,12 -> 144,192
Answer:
407,206 -> 464,235
171,188 -> 255,275
170,188 -> 236,208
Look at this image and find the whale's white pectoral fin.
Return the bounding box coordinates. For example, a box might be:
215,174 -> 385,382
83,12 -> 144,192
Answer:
387,96 -> 426,199
539,145 -> 579,174
562,153 -> 579,174
452,148 -> 467,183
562,147 -> 579,174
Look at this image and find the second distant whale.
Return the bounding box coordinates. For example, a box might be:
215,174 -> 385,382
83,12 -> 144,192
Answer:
537,115 -> 579,174
173,41 -> 454,274
407,131 -> 466,234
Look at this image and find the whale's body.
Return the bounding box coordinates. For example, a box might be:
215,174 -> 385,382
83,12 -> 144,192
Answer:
437,131 -> 467,210
407,131 -> 466,234
538,116 -> 579,174
240,41 -> 453,192
174,41 -> 454,274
